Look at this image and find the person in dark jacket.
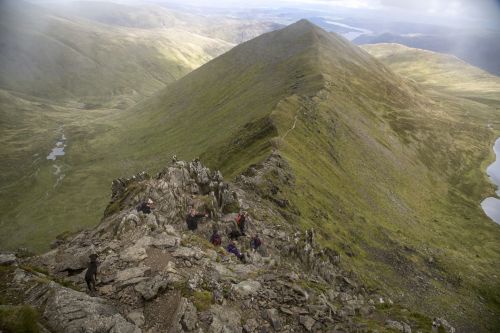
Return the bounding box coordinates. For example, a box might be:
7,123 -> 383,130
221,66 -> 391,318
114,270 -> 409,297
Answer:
250,234 -> 262,252
235,211 -> 247,236
226,241 -> 245,261
137,198 -> 154,214
210,229 -> 222,246
228,229 -> 242,240
186,208 -> 208,231
85,254 -> 98,292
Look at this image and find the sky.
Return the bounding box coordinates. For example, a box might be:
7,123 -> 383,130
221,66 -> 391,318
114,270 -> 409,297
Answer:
156,0 -> 500,23
27,0 -> 500,28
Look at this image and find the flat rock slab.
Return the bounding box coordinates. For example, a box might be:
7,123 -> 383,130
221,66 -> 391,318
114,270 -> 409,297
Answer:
172,247 -> 203,260
0,253 -> 16,265
39,281 -> 139,333
115,266 -> 150,282
121,246 -> 147,262
232,280 -> 261,298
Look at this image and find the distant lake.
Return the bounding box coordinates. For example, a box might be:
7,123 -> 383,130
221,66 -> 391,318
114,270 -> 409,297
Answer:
481,138 -> 500,225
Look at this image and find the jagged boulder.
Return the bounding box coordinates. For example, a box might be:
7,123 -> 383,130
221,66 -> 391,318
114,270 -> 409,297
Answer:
134,274 -> 168,300
386,319 -> 412,333
299,315 -> 316,331
210,305 -> 242,333
0,253 -> 16,265
232,280 -> 262,298
24,279 -> 139,333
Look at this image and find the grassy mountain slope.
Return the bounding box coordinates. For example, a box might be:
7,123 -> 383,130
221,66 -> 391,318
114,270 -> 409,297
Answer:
43,0 -> 282,44
0,0 -> 278,251
1,19 -> 499,330
362,43 -> 500,106
106,21 -> 498,330
0,0 -> 233,107
353,31 -> 500,76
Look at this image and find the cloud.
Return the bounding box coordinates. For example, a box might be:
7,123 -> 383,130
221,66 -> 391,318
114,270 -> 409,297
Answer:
378,0 -> 500,19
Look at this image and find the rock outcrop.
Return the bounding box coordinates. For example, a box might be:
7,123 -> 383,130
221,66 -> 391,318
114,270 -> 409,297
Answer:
0,157 -> 456,332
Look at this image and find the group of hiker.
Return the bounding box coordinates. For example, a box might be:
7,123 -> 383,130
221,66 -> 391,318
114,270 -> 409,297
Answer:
137,199 -> 262,263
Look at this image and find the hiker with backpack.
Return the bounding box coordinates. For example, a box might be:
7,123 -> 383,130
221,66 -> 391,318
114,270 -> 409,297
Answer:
250,234 -> 262,252
235,211 -> 247,236
137,198 -> 154,214
210,229 -> 222,246
228,228 -> 242,240
227,240 -> 245,262
186,208 -> 208,231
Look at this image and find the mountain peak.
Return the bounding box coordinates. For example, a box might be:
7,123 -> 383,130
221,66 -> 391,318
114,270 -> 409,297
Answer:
289,18 -> 317,30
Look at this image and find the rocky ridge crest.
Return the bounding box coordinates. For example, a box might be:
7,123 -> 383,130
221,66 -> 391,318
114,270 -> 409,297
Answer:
0,156 -> 455,333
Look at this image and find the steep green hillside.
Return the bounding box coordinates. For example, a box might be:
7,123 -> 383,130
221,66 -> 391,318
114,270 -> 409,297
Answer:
104,21 -> 498,330
361,43 -> 500,104
43,0 -> 282,44
0,0 -> 233,107
353,31 -> 500,75
0,0 -> 272,251
1,20 -> 499,331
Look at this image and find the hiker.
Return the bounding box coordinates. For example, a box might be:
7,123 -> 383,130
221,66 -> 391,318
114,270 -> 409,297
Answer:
85,254 -> 98,293
186,208 -> 208,231
227,241 -> 245,262
210,229 -> 222,246
431,318 -> 439,333
250,234 -> 262,252
228,229 -> 242,240
235,211 -> 247,236
137,198 -> 154,214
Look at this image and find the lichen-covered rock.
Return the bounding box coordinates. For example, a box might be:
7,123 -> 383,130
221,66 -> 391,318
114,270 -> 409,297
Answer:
181,300 -> 198,331
0,253 -> 16,265
115,266 -> 150,283
210,305 -> 242,333
134,275 -> 168,300
299,315 -> 316,331
386,319 -> 411,333
32,281 -> 139,333
266,308 -> 282,331
120,245 -> 147,262
232,280 -> 261,298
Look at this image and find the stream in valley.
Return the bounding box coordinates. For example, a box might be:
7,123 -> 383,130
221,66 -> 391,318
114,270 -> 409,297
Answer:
46,129 -> 67,188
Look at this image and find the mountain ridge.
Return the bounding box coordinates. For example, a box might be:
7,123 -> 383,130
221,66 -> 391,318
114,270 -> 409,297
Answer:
1,19 -> 499,331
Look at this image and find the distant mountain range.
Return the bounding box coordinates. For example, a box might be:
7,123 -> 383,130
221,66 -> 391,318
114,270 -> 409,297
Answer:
354,31 -> 500,76
0,0 -> 279,107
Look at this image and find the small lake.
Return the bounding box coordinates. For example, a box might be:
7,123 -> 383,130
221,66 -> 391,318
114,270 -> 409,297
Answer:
481,137 -> 500,225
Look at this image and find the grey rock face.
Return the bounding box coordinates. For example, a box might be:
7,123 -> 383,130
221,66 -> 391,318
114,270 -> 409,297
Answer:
115,266 -> 150,283
127,310 -> 145,327
54,245 -> 96,272
134,275 -> 168,300
210,305 -> 242,333
181,300 -> 198,331
0,253 -> 16,265
299,315 -> 316,331
232,280 -> 262,298
120,245 -> 147,262
265,308 -> 282,331
386,319 -> 411,332
39,282 -> 138,333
